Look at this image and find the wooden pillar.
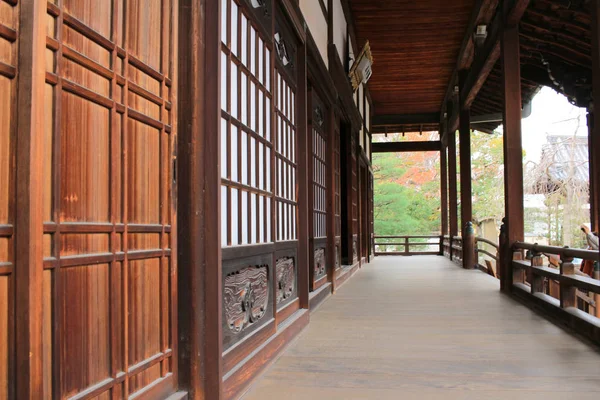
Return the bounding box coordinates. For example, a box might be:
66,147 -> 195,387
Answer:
501,16 -> 524,291
588,113 -> 598,232
327,108 -> 336,287
440,124 -> 449,239
176,0 -> 223,397
591,1 -> 600,233
15,1 -> 46,398
448,128 -> 459,257
459,72 -> 474,268
297,43 -> 310,308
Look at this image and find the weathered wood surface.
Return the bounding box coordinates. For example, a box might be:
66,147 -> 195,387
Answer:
243,256 -> 600,399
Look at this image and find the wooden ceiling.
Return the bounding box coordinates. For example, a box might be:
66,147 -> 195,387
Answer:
349,0 -> 475,116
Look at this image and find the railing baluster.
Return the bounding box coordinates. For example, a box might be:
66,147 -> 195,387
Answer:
530,250 -> 544,295
560,254 -> 577,309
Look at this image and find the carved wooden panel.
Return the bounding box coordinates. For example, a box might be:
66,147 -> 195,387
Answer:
224,265 -> 269,333
222,253 -> 273,350
41,1 -> 178,398
314,248 -> 326,280
276,256 -> 296,305
0,1 -> 19,397
335,244 -> 341,271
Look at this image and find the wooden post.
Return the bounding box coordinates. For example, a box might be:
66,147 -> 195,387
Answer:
15,1 -> 46,398
591,2 -> 600,233
560,255 -> 576,309
297,43 -> 310,308
459,70 -> 474,269
176,0 -> 223,397
448,129 -> 458,260
440,124 -> 449,239
530,251 -> 544,294
463,222 -> 476,269
327,108 -> 336,288
404,237 -> 409,255
500,11 -> 524,291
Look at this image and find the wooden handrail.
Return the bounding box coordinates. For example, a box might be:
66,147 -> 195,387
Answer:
513,241 -> 600,261
373,235 -> 442,256
475,237 -> 499,250
374,235 -> 442,239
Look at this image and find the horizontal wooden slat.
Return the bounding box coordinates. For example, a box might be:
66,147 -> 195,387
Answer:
62,78 -> 115,109
0,264 -> 13,275
129,54 -> 164,81
0,23 -> 17,42
128,108 -> 165,131
63,45 -> 114,79
512,260 -> 530,270
0,224 -> 13,236
63,12 -> 114,51
127,350 -> 172,376
375,252 -> 440,256
0,62 -> 16,79
371,141 -> 441,153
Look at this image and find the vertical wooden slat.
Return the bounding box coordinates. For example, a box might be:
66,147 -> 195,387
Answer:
501,15 -> 524,290
51,1 -> 63,397
109,1 -> 121,397
15,0 -> 46,398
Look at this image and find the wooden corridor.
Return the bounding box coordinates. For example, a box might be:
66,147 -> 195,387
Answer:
242,256 -> 600,400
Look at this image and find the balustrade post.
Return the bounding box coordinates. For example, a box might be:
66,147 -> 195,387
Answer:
512,250 -> 524,284
404,237 -> 409,255
530,249 -> 544,294
595,263 -> 600,318
498,218 -> 508,290
463,222 -> 475,269
559,253 -> 577,309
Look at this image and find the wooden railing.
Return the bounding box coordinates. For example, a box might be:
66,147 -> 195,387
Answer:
509,242 -> 600,342
373,235 -> 442,256
475,237 -> 499,277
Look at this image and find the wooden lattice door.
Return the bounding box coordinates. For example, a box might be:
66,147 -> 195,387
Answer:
41,1 -> 178,398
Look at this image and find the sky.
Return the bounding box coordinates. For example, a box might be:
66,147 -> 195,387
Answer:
518,86 -> 588,162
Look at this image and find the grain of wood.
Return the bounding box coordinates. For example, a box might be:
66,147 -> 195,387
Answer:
243,256 -> 600,399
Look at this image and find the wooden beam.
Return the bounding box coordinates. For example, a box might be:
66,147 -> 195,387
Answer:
591,1 -> 600,233
460,0 -> 530,111
15,1 -> 46,398
372,113 -> 440,127
371,141 -> 441,153
441,0 -> 499,121
501,13 -> 525,291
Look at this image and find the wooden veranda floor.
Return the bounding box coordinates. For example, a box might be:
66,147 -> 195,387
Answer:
242,256 -> 600,399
